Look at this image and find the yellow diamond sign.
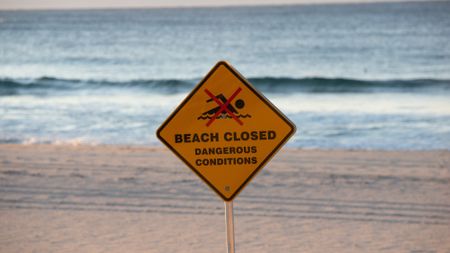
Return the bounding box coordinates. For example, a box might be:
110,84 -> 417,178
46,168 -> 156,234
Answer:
157,61 -> 296,201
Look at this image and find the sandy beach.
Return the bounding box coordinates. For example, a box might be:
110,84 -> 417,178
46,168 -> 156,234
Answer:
0,144 -> 449,252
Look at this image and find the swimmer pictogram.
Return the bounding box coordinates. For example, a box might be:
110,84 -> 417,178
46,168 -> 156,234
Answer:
198,87 -> 251,126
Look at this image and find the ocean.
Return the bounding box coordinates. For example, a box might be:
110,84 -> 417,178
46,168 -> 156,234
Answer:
0,1 -> 449,150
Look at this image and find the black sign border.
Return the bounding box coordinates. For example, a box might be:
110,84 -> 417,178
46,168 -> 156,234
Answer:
157,61 -> 296,202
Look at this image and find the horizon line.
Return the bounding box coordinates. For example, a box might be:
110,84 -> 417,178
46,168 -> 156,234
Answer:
0,0 -> 438,12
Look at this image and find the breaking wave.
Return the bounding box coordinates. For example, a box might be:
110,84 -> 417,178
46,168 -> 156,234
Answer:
1,76 -> 449,96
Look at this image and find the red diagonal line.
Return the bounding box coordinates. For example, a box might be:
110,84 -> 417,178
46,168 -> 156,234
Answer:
205,88 -> 242,126
204,88 -> 243,127
222,87 -> 243,125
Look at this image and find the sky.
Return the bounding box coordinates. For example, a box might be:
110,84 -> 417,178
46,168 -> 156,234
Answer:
0,0 -> 431,10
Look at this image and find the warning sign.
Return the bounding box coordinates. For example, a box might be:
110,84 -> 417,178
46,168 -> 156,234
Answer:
157,61 -> 296,201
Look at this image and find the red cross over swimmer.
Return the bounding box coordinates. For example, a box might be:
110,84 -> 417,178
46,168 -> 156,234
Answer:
203,87 -> 243,127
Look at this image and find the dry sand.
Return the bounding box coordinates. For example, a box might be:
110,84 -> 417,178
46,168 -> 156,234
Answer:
0,144 -> 449,252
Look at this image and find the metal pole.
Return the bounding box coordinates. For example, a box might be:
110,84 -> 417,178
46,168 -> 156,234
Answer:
225,201 -> 235,253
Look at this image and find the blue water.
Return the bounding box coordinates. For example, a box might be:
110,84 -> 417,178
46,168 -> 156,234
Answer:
1,2 -> 450,149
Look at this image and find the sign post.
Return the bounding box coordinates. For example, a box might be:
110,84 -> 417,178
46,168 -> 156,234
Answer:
157,61 -> 296,252
225,201 -> 235,253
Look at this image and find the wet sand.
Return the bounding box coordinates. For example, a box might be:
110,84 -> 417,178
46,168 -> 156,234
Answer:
0,144 -> 449,252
